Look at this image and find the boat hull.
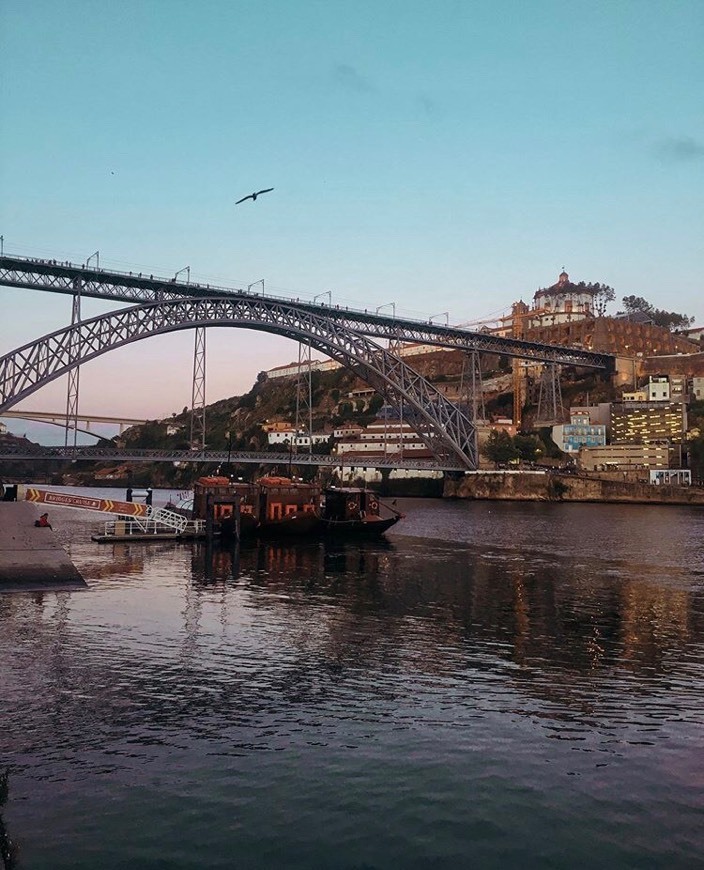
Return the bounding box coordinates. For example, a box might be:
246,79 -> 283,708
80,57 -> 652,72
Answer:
258,513 -> 322,537
322,515 -> 401,536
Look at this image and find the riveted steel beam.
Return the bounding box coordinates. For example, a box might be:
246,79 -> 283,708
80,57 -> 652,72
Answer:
0,296 -> 479,468
0,254 -> 614,369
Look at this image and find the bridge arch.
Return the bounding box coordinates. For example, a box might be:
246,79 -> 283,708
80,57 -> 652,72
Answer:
0,296 -> 478,468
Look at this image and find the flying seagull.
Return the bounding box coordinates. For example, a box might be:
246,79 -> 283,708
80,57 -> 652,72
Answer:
235,187 -> 274,204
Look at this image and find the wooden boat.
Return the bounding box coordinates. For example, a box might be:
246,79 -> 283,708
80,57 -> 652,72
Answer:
321,487 -> 403,536
191,476 -> 260,536
256,476 -> 322,536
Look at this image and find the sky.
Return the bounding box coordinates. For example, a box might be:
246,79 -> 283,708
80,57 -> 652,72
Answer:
1,0 -> 702,443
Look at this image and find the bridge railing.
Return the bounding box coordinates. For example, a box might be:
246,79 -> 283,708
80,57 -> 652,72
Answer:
0,252 -> 464,327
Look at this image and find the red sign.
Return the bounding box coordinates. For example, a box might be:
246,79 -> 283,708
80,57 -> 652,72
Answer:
25,489 -> 147,517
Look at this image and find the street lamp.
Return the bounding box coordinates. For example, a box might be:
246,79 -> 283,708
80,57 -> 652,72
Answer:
429,311 -> 449,325
175,266 -> 190,283
86,250 -> 100,269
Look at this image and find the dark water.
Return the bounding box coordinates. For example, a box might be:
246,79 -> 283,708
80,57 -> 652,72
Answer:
1,494 -> 704,868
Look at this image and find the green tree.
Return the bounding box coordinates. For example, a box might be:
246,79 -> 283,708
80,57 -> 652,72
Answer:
592,283 -> 615,317
620,295 -> 693,331
514,433 -> 542,463
482,429 -> 518,466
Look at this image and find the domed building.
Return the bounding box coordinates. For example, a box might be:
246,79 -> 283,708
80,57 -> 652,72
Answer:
528,269 -> 598,328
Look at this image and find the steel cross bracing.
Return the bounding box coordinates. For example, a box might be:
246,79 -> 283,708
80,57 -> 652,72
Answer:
0,296 -> 479,468
294,339 -> 314,453
0,443 -> 458,470
0,254 -> 614,369
64,288 -> 81,449
190,326 -> 206,449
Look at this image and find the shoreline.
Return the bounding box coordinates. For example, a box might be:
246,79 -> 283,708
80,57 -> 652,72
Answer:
444,471 -> 704,506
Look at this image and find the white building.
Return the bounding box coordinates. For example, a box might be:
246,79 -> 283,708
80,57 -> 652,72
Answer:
333,423 -> 364,439
681,325 -> 704,342
646,376 -> 670,402
335,421 -> 428,456
649,469 -> 691,486
267,429 -> 329,446
267,429 -> 296,445
332,465 -> 444,485
527,270 -> 598,328
692,377 -> 704,401
266,358 -> 341,379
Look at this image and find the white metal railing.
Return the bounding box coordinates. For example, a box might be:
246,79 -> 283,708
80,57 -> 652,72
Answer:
98,517 -> 206,538
146,505 -> 191,532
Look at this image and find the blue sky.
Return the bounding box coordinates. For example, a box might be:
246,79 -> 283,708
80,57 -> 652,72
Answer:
1,0 -> 702,438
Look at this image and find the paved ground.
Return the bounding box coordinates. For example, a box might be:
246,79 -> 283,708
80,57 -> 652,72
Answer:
0,502 -> 85,588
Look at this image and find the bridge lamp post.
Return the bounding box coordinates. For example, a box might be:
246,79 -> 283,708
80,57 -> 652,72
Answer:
375,302 -> 396,318
247,279 -> 264,295
175,266 -> 190,284
86,250 -> 99,269
429,312 -> 449,325
313,290 -> 332,306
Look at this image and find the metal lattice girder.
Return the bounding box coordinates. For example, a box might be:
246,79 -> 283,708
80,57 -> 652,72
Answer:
0,443 -> 459,470
459,350 -> 485,423
295,340 -> 314,453
535,363 -> 566,426
190,326 -> 206,449
0,254 -> 614,370
0,296 -> 479,468
64,288 -> 82,448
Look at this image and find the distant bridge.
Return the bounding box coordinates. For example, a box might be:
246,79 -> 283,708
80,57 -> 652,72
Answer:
1,409 -> 149,434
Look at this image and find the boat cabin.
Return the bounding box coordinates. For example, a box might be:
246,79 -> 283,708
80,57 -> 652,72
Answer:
256,476 -> 321,523
323,487 -> 381,522
193,477 -> 259,525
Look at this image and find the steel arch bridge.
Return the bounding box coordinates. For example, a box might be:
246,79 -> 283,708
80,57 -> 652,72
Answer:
0,254 -> 614,368
0,296 -> 483,469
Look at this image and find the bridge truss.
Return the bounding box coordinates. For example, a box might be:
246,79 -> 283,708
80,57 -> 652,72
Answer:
0,296 -> 480,468
0,444 -> 455,470
0,255 -> 613,368
0,253 -> 615,471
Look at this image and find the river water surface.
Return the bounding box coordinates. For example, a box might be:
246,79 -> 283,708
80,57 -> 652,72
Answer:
1,492 -> 703,868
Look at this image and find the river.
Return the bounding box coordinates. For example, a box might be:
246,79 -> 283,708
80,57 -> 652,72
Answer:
1,491 -> 703,868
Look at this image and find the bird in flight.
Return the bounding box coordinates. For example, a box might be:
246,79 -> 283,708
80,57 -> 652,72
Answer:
235,188 -> 274,204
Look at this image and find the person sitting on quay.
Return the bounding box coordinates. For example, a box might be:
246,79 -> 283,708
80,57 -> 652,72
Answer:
34,512 -> 52,530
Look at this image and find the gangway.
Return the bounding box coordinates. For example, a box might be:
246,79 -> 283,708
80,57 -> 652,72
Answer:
24,488 -> 205,537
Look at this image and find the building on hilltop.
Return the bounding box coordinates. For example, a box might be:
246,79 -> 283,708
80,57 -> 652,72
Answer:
527,270 -> 599,328
266,358 -> 340,379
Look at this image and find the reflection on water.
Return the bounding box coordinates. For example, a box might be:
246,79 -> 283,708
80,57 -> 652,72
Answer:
1,497 -> 703,868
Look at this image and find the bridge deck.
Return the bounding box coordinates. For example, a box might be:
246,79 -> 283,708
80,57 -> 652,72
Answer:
0,253 -> 613,369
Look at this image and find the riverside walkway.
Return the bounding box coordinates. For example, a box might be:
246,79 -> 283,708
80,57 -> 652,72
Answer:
0,502 -> 85,589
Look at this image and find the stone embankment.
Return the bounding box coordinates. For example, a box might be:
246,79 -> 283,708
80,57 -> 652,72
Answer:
445,471 -> 704,506
0,502 -> 85,589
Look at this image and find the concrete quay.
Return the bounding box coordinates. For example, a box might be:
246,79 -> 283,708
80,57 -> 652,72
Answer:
445,471 -> 704,505
0,502 -> 86,589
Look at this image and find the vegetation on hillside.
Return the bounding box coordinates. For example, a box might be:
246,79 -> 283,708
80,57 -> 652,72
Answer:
618,295 -> 693,331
